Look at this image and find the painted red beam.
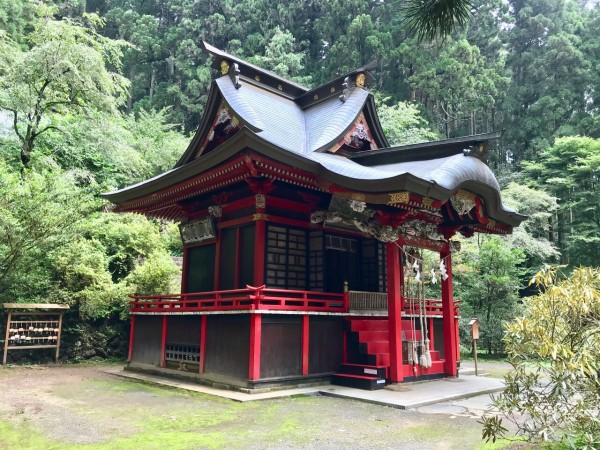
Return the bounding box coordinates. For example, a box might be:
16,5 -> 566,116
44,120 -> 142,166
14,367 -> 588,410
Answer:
302,315 -> 309,376
248,314 -> 262,380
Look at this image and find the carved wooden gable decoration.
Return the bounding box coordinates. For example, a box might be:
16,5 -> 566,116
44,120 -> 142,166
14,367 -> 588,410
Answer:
328,112 -> 378,155
193,101 -> 242,159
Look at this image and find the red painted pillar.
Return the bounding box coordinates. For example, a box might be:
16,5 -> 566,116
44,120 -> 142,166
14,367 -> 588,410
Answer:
386,242 -> 404,383
249,314 -> 262,380
199,315 -> 207,374
128,315 -> 136,362
160,316 -> 168,368
441,247 -> 458,376
302,315 -> 309,375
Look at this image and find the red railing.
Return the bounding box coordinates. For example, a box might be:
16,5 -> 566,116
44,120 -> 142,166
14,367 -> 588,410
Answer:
404,298 -> 461,317
130,285 -> 349,313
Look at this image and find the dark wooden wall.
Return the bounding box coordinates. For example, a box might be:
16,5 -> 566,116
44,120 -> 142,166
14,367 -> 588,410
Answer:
204,315 -> 249,379
167,316 -> 201,345
309,316 -> 343,374
260,316 -> 302,379
433,318 -> 444,358
132,316 -> 162,366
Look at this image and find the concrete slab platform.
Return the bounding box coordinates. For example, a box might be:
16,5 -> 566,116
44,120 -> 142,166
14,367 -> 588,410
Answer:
104,368 -> 505,410
320,375 -> 505,409
104,368 -> 327,402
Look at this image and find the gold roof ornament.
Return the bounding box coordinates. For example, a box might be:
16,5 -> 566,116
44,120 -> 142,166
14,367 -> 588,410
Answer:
220,60 -> 230,75
355,73 -> 366,88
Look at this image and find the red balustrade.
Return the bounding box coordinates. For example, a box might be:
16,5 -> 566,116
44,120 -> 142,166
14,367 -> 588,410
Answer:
130,287 -> 457,316
130,285 -> 349,313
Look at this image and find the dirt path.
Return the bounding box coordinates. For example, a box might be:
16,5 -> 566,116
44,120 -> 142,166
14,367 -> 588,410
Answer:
0,364 -> 530,450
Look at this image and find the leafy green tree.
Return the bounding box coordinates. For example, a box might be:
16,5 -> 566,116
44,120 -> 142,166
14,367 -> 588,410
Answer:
400,37 -> 509,139
249,27 -> 312,86
0,12 -> 130,167
0,160 -> 99,302
375,95 -> 438,145
482,266 -> 600,447
522,136 -> 600,267
454,236 -> 525,354
502,0 -> 591,161
502,182 -> 560,274
39,108 -> 188,186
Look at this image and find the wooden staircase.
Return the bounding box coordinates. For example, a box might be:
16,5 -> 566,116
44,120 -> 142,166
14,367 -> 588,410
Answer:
332,318 -> 443,390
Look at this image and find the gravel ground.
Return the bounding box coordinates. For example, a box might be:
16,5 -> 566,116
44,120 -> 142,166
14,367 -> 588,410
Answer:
0,363 -> 533,450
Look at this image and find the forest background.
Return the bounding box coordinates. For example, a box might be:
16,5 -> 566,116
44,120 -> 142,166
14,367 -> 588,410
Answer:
0,0 -> 599,361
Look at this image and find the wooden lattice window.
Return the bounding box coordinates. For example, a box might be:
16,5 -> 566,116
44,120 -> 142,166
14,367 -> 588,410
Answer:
165,343 -> 200,363
266,225 -> 307,289
309,230 -> 324,291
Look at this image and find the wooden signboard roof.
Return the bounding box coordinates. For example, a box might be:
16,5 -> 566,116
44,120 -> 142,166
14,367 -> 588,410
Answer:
3,303 -> 70,310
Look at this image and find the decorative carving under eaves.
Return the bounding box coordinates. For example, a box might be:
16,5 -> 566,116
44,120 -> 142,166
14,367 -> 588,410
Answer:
255,194 -> 266,209
179,218 -> 216,244
399,219 -> 444,241
450,190 -> 476,215
449,240 -> 461,253
208,205 -> 222,218
348,200 -> 366,213
310,210 -> 344,224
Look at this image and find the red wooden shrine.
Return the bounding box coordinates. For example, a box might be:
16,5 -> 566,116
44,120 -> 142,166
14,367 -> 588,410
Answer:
104,43 -> 525,390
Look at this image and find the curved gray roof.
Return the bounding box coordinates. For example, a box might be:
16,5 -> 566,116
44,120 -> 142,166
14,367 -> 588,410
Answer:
216,76 -> 371,155
103,44 -> 525,229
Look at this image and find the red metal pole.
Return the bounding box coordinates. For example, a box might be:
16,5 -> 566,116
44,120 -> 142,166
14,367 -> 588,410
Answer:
302,315 -> 309,376
160,316 -> 168,368
199,315 -> 207,374
128,315 -> 136,362
441,247 -> 458,376
248,314 -> 262,380
386,242 -> 404,383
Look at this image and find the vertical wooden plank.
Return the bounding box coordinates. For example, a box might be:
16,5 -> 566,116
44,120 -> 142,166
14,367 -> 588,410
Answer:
160,316 -> 168,368
128,315 -> 136,362
3,312 -> 11,365
386,242 -> 404,383
342,326 -> 348,364
441,248 -> 458,376
301,314 -> 309,375
248,314 -> 262,380
199,315 -> 207,374
234,227 -> 241,288
182,245 -> 189,293
55,312 -> 64,363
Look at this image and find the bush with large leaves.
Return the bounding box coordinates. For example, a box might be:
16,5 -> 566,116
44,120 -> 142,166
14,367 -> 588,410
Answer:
482,266 -> 600,448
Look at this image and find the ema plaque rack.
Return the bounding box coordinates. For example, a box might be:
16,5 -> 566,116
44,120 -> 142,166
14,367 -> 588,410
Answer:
2,303 -> 69,364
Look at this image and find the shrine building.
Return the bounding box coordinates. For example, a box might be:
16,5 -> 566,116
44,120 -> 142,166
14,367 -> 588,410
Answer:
103,43 -> 525,391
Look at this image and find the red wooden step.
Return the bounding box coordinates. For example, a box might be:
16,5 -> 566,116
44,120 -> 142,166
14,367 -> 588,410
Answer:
366,341 -> 389,354
350,319 -> 388,332
358,330 -> 388,342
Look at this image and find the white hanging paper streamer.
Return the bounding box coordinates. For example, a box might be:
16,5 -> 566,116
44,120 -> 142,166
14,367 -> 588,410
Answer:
431,268 -> 437,285
439,260 -> 449,281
